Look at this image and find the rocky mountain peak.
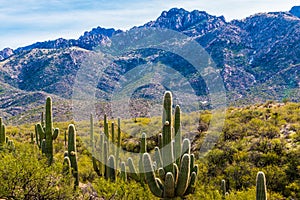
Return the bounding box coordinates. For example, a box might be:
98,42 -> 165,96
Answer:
143,8 -> 226,37
290,6 -> 300,17
0,48 -> 14,61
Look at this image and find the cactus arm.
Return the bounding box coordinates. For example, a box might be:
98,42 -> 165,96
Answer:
184,171 -> 197,195
174,105 -> 182,166
35,125 -> 40,147
173,163 -> 179,186
53,128 -> 59,140
120,161 -> 127,182
176,154 -> 191,197
181,138 -> 191,155
63,156 -> 72,176
158,167 -> 165,180
104,141 -> 109,180
256,171 -> 267,200
154,147 -> 163,168
41,139 -> 46,154
108,155 -> 116,182
111,122 -> 115,155
164,172 -> 175,198
158,133 -> 163,149
127,157 -> 140,181
143,153 -> 163,197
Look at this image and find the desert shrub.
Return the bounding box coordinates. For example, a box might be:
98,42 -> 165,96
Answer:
0,143 -> 77,199
92,177 -> 155,199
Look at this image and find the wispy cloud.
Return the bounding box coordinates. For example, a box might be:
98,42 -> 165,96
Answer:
0,0 -> 297,49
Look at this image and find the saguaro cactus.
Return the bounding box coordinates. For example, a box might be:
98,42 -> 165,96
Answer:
221,179 -> 226,199
36,97 -> 59,165
0,118 -> 6,146
142,91 -> 198,198
68,124 -> 79,187
256,171 -> 267,200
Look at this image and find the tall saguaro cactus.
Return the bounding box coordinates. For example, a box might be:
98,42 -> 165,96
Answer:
36,97 -> 59,165
142,91 -> 198,198
256,171 -> 267,200
67,124 -> 79,187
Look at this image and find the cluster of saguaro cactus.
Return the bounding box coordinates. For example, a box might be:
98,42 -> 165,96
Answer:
91,114 -> 122,181
256,171 -> 267,200
142,91 -> 198,198
63,124 -> 79,187
35,97 -> 59,165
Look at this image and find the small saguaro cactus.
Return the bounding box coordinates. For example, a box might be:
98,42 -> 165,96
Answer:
256,171 -> 267,200
7,140 -> 15,151
142,91 -> 198,198
0,118 -> 6,146
221,179 -> 227,199
36,97 -> 59,165
68,124 -> 79,187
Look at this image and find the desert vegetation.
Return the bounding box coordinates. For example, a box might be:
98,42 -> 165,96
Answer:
0,93 -> 299,199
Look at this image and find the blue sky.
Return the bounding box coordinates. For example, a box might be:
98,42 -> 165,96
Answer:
0,0 -> 298,50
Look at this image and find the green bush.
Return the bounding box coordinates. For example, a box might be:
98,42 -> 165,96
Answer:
0,144 -> 77,199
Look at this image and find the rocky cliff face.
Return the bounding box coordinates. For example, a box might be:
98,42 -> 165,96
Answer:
0,7 -> 300,120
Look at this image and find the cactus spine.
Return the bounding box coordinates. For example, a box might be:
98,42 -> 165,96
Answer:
256,171 -> 267,200
142,91 -> 198,198
36,97 -> 59,165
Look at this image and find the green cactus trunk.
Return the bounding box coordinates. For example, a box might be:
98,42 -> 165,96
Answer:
0,118 -> 6,146
108,155 -> 116,182
174,105 -> 182,166
116,118 -> 121,170
162,91 -> 174,174
111,122 -> 115,155
68,124 -> 79,187
120,161 -> 127,182
256,171 -> 267,200
37,97 -> 59,165
143,153 -> 163,197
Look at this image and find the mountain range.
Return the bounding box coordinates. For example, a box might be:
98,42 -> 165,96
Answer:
0,6 -> 300,124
